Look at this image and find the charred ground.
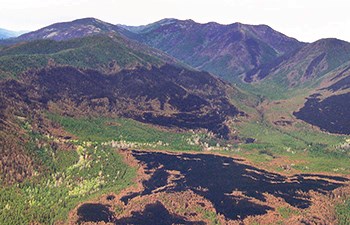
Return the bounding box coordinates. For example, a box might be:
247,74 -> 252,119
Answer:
1,64 -> 240,137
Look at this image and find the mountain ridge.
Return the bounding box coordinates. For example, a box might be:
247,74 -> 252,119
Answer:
119,18 -> 305,80
244,38 -> 350,90
1,17 -> 349,135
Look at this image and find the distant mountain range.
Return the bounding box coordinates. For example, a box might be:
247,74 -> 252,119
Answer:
0,28 -> 26,39
120,18 -> 305,80
120,19 -> 350,135
1,17 -> 349,135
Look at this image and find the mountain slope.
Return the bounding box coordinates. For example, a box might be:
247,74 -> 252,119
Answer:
240,38 -> 350,135
294,93 -> 350,134
246,38 -> 350,87
292,58 -> 350,135
120,18 -> 304,80
0,20 -> 243,137
0,29 -> 244,184
0,34 -> 179,79
0,64 -> 241,138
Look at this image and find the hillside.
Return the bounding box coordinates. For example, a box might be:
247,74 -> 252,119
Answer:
120,18 -> 304,80
0,19 -> 244,140
239,38 -> 350,135
0,62 -> 241,185
245,38 -> 350,89
293,59 -> 350,135
0,31 -> 244,185
0,34 -> 178,79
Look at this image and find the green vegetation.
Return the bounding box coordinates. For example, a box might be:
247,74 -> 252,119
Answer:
195,207 -> 221,225
49,112 -> 350,174
1,20 -> 349,225
0,105 -> 348,225
233,120 -> 350,173
48,114 -> 207,151
277,206 -> 300,219
237,121 -> 345,151
0,113 -> 215,224
336,198 -> 350,225
231,74 -> 311,101
0,35 -> 165,79
0,128 -> 135,224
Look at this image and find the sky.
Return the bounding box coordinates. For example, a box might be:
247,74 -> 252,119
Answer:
1,0 -> 349,42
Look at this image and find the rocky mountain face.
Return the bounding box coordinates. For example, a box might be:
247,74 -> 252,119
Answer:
120,18 -> 305,80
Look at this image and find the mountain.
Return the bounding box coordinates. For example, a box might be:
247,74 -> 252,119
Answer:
2,17 -> 349,136
0,18 -> 139,46
236,38 -> 350,135
0,29 -> 243,184
238,38 -> 350,135
0,34 -> 179,79
15,18 -> 127,41
0,19 -> 242,138
119,18 -> 305,80
0,28 -> 25,39
0,61 -> 240,185
245,38 -> 350,86
0,62 -> 242,185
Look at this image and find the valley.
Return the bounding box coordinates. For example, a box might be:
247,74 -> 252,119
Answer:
0,17 -> 349,225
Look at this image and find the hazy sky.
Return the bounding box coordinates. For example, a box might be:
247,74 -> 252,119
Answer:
1,0 -> 349,42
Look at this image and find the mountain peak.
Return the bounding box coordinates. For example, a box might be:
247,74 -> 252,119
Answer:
68,17 -> 112,26
156,18 -> 179,25
72,17 -> 100,22
299,38 -> 350,55
16,17 -> 120,41
311,38 -> 349,47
